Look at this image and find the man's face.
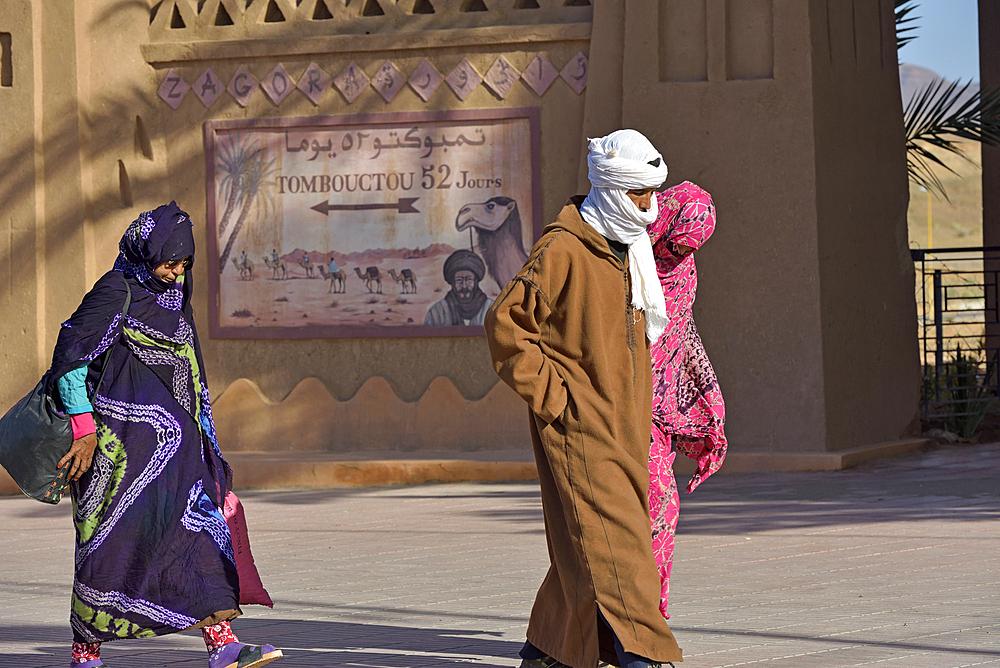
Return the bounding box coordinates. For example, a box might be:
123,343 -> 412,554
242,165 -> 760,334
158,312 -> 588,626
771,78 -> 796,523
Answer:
626,187 -> 656,212
452,270 -> 478,301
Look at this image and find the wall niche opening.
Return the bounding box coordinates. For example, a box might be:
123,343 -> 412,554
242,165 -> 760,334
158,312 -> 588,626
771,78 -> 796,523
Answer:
0,33 -> 11,88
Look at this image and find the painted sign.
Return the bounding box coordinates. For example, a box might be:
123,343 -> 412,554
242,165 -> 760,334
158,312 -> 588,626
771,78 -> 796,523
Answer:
204,108 -> 540,338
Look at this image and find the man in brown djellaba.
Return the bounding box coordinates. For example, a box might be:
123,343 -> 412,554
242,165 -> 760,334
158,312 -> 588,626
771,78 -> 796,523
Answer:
484,129 -> 682,668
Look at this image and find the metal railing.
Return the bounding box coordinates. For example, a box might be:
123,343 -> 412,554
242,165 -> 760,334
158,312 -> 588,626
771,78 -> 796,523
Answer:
911,246 -> 1000,429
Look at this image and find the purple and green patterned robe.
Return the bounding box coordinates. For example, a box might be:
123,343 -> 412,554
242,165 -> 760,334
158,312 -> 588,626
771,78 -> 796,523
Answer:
48,203 -> 240,643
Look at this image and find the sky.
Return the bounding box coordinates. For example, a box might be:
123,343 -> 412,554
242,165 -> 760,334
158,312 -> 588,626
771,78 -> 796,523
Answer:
898,0 -> 980,81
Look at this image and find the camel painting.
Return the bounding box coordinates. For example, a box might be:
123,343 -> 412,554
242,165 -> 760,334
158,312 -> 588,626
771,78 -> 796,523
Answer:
263,256 -> 287,279
354,266 -> 383,294
318,265 -> 347,293
388,268 -> 417,294
231,256 -> 254,280
455,196 -> 528,291
298,256 -> 317,278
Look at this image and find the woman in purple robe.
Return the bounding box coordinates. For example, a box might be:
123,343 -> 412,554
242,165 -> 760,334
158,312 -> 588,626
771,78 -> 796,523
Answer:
50,203 -> 282,668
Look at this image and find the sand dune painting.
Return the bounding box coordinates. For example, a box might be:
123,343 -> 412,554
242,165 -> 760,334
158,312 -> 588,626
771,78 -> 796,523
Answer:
204,109 -> 540,338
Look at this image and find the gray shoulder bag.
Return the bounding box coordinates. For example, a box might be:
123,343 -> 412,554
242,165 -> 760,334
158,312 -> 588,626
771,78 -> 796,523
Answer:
0,277 -> 131,504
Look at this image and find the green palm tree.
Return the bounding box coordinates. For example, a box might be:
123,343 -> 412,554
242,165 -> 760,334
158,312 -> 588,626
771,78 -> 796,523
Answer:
216,134 -> 265,236
218,150 -> 278,273
897,0 -> 1000,199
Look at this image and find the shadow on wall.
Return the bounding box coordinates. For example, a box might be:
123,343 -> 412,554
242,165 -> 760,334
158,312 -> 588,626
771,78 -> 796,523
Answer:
0,74 -> 188,409
0,83 -> 179,262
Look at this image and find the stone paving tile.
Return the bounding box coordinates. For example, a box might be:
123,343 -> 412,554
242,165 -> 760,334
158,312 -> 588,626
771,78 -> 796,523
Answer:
1,443 -> 998,667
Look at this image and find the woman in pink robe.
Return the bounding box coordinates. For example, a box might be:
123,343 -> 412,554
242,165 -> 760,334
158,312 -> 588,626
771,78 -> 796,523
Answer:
646,182 -> 728,618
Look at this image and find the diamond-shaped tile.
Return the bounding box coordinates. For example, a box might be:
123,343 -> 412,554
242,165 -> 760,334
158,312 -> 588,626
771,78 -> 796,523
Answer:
483,56 -> 520,99
227,66 -> 259,107
407,59 -> 443,102
522,54 -> 559,96
560,52 -> 588,95
446,59 -> 482,101
158,69 -> 190,110
261,64 -> 296,105
193,67 -> 224,108
334,61 -> 370,103
371,61 -> 406,102
297,62 -> 332,105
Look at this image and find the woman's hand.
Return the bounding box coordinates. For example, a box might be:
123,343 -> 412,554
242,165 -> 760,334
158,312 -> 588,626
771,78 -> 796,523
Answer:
58,433 -> 98,481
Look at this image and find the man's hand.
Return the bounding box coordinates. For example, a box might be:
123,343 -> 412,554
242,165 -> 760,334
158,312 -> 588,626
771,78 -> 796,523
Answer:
58,433 -> 98,481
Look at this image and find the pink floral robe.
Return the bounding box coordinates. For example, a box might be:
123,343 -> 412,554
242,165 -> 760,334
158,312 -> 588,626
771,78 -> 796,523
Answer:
646,182 -> 728,618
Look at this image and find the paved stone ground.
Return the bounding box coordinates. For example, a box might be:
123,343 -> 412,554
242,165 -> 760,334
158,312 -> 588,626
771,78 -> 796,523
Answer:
1,443 -> 998,668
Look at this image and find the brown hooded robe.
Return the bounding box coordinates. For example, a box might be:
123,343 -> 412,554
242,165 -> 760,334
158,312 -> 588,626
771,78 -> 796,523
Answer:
484,197 -> 682,668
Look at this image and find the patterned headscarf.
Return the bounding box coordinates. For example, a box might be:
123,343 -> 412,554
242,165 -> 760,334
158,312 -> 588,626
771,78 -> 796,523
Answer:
647,182 -> 726,494
113,202 -> 195,310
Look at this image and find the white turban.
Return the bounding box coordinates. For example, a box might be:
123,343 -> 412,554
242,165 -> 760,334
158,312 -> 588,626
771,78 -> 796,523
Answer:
579,129 -> 668,343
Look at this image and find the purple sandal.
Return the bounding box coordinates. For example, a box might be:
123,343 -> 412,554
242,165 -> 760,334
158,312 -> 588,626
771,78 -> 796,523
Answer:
208,642 -> 283,668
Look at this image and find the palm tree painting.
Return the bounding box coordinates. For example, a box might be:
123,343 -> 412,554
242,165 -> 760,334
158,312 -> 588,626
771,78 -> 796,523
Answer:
216,134 -> 278,273
216,133 -> 264,238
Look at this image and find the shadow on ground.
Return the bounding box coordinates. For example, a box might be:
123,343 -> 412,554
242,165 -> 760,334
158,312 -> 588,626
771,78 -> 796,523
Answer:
677,442 -> 1000,535
0,619 -> 522,668
9,445 -> 996,539
668,624 -> 1000,659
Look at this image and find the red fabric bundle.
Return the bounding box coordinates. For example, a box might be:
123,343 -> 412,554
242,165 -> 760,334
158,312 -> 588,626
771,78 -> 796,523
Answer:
223,491 -> 274,608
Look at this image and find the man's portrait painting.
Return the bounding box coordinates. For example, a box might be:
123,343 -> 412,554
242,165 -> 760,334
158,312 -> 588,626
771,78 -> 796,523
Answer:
204,108 -> 540,338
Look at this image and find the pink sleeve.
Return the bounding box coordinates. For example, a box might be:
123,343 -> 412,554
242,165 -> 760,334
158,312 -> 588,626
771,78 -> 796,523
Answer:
70,413 -> 97,440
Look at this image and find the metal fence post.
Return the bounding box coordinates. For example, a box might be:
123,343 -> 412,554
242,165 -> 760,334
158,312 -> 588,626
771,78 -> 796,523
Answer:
933,269 -> 943,371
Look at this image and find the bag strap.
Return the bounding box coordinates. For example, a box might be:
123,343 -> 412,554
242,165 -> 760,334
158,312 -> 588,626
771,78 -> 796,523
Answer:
89,275 -> 132,401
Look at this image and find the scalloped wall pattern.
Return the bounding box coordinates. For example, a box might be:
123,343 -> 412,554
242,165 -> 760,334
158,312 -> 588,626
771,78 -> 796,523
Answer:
212,375 -> 531,453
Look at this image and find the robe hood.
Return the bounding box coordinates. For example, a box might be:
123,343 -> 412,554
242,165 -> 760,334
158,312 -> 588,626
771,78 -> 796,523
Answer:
544,196 -> 625,267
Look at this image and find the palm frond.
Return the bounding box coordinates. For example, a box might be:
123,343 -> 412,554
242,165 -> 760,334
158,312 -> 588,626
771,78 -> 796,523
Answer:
217,134 -> 264,209
895,0 -> 920,51
904,78 -> 1000,199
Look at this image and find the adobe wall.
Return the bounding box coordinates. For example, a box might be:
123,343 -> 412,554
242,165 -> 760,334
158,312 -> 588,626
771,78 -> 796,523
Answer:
1,0 -> 591,455
143,4 -> 590,421
809,0 -> 921,448
587,0 -> 919,452
0,0 -> 39,406
0,0 -> 98,404
0,0 -> 921,458
598,0 -> 829,451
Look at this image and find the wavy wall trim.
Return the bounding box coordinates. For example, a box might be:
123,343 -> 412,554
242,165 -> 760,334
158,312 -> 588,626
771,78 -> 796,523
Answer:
212,375 -> 531,453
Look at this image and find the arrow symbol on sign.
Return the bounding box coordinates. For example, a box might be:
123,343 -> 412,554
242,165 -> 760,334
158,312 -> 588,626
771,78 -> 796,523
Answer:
311,198 -> 420,216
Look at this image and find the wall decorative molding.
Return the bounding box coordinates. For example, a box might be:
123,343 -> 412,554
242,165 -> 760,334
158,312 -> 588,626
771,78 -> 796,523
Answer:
142,23 -> 592,64
212,375 -> 530,453
157,52 -> 588,109
147,0 -> 592,47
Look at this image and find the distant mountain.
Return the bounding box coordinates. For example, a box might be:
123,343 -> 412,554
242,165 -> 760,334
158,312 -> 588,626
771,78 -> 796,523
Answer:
899,63 -> 979,108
